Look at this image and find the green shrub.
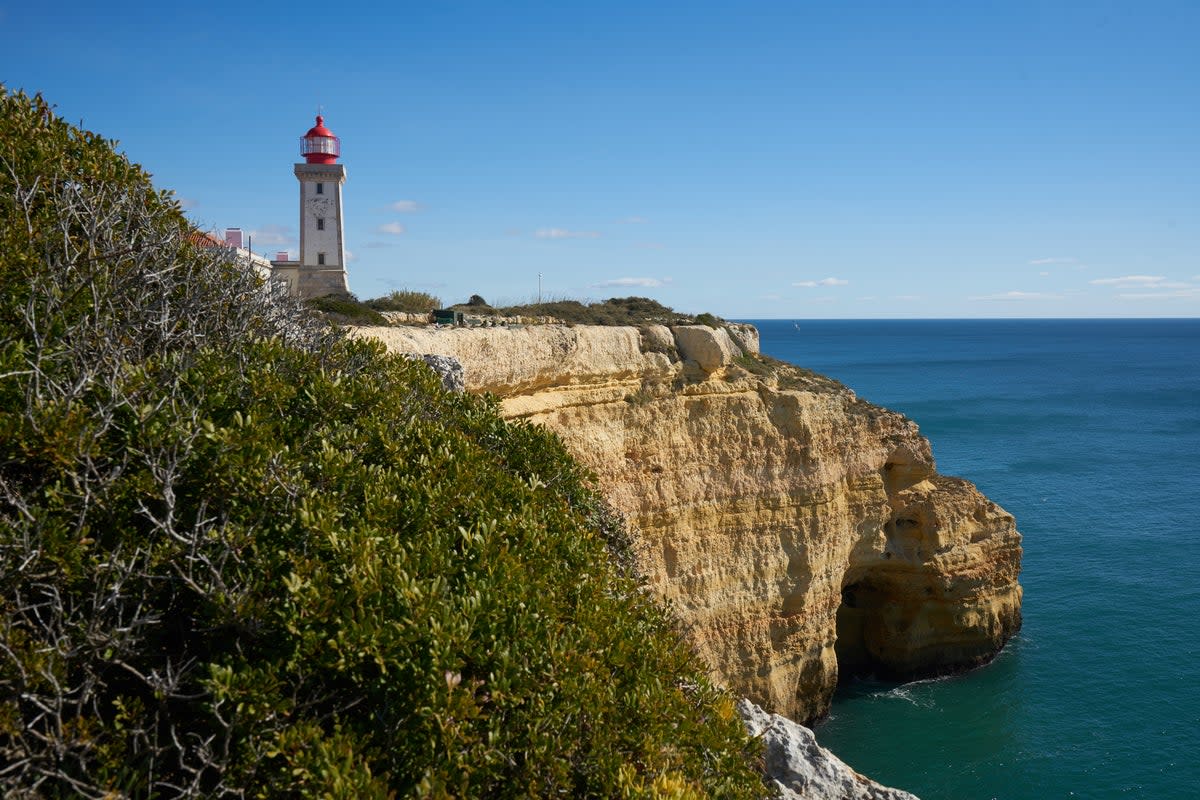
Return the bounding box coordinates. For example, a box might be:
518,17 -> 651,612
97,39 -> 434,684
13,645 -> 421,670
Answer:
305,292 -> 388,324
733,354 -> 774,378
638,326 -> 679,358
366,289 -> 442,313
600,296 -> 677,319
495,298 -> 597,322
0,88 -> 765,799
752,354 -> 850,394
490,296 -> 708,327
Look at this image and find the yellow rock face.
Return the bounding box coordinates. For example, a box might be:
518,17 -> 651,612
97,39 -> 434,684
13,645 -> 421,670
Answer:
355,323 -> 1023,723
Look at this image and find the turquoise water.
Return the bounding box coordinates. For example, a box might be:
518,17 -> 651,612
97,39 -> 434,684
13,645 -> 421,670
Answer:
747,319 -> 1200,800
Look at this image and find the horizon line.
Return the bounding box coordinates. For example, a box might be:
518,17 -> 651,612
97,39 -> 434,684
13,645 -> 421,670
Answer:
732,315 -> 1200,322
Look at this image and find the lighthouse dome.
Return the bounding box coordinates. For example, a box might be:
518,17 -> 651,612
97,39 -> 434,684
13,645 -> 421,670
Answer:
300,115 -> 340,164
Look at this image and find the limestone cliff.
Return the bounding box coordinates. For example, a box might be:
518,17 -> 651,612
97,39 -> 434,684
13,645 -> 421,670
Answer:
355,323 -> 1022,723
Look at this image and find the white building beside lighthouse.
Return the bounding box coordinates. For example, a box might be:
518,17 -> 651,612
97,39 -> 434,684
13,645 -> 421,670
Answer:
270,115 -> 350,297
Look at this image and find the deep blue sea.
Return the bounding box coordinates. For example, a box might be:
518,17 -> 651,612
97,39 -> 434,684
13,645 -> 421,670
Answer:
745,319 -> 1200,800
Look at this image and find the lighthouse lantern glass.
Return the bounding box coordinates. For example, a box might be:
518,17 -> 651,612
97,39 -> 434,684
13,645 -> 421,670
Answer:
300,136 -> 340,157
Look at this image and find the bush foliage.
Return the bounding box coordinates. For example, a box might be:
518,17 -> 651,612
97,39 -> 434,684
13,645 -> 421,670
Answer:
365,289 -> 442,314
487,297 -> 703,326
464,294 -> 490,308
0,89 -> 765,798
304,292 -> 389,325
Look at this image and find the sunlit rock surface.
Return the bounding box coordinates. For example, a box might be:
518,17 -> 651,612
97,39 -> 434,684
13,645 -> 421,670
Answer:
357,323 -> 1022,723
739,699 -> 920,800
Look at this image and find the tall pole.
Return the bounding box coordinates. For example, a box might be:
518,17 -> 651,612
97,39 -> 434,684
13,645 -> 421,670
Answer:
538,272 -> 543,305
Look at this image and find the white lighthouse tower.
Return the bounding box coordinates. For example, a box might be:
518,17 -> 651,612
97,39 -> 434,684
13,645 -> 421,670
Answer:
274,114 -> 349,297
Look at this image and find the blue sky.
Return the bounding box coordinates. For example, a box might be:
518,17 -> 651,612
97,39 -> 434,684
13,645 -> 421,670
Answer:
4,0 -> 1197,318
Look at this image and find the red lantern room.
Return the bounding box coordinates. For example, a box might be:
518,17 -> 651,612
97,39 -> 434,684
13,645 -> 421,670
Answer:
300,115 -> 340,164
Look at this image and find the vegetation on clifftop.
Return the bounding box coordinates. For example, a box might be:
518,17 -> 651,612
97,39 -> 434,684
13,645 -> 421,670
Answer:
304,292 -> 389,325
366,289 -> 443,314
0,89 -> 765,798
481,296 -> 700,326
314,292 -> 729,329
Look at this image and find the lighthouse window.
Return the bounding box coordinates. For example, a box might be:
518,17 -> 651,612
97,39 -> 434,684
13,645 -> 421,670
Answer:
317,253 -> 326,266
316,217 -> 325,231
315,183 -> 324,195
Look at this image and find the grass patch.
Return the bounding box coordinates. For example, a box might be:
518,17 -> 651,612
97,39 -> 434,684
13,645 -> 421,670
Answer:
733,354 -> 773,377
365,289 -> 442,313
730,353 -> 853,395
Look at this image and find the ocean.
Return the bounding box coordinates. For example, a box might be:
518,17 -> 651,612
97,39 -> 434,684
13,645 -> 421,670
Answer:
746,319 -> 1200,800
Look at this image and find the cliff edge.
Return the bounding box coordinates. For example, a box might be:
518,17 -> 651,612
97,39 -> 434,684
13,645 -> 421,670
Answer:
355,323 -> 1023,723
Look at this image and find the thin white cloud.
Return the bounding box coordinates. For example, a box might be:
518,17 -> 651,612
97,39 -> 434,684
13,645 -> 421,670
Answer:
1039,271 -> 1050,277
378,222 -> 407,235
616,216 -> 647,224
1089,275 -> 1165,287
591,277 -> 669,288
1117,288 -> 1200,301
535,228 -> 600,239
968,291 -> 1057,302
1029,257 -> 1076,265
760,293 -> 782,301
793,277 -> 849,288
390,200 -> 422,213
248,224 -> 292,246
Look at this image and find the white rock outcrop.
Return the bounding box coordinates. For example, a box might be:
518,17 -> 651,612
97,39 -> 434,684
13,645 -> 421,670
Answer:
739,699 -> 919,800
673,324 -> 742,372
415,354 -> 465,393
726,322 -> 761,356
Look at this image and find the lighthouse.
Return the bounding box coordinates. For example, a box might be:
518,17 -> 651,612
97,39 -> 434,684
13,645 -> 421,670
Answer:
273,115 -> 349,297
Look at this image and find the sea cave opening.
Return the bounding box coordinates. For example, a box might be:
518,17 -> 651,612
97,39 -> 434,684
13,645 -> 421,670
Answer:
834,570 -> 888,683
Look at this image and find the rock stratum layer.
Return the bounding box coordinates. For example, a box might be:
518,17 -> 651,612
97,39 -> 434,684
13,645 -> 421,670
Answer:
355,323 -> 1022,723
